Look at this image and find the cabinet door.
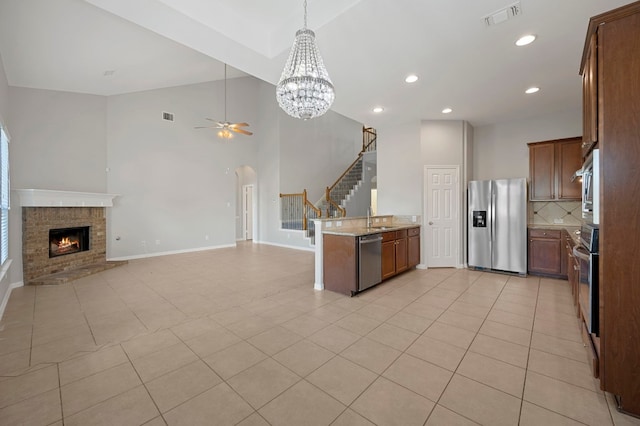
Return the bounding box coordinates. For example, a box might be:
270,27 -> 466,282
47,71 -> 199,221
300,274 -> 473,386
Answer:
556,139 -> 583,200
381,240 -> 396,280
529,143 -> 555,200
582,32 -> 598,157
408,235 -> 420,267
528,237 -> 563,275
395,237 -> 408,273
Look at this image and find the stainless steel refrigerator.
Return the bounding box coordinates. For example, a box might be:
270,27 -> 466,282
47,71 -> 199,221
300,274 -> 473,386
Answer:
468,178 -> 527,275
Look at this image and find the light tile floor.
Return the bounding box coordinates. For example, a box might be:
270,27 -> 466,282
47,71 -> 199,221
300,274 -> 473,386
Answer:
1,242 -> 639,425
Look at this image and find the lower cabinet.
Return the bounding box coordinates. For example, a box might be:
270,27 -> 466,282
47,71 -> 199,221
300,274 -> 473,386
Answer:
565,231 -> 580,317
528,228 -> 567,279
382,228 -> 418,280
323,234 -> 357,295
408,227 -> 420,268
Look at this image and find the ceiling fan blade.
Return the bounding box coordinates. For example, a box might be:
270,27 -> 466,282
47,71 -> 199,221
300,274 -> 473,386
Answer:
194,126 -> 218,129
232,128 -> 253,136
229,122 -> 250,128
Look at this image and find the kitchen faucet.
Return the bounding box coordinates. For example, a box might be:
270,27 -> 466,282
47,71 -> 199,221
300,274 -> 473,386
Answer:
367,206 -> 372,228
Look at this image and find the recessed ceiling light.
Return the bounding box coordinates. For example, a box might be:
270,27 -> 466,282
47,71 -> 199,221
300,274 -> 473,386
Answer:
373,107 -> 384,113
405,74 -> 419,83
525,87 -> 540,94
516,34 -> 536,46
442,108 -> 453,114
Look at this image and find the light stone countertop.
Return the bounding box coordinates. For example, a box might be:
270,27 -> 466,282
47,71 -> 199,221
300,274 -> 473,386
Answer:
322,223 -> 420,237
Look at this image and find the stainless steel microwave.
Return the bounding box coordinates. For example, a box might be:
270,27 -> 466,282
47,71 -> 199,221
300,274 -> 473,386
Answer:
582,149 -> 600,224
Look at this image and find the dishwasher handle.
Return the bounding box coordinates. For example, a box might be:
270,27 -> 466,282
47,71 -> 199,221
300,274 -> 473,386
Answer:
359,237 -> 383,244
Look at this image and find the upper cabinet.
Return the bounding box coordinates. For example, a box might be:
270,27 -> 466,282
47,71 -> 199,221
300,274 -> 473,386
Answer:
581,33 -> 598,157
528,137 -> 582,201
581,1 -> 640,416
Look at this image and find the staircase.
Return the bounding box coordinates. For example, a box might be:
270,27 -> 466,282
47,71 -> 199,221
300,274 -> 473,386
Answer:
280,127 -> 377,245
321,157 -> 363,218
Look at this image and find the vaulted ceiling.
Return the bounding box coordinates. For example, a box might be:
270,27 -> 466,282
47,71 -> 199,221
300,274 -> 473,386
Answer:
0,0 -> 634,127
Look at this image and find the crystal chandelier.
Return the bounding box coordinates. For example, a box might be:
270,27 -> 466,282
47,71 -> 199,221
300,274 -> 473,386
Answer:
276,0 -> 335,120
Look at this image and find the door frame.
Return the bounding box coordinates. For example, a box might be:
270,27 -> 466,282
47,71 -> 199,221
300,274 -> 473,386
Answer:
423,165 -> 462,269
242,184 -> 254,241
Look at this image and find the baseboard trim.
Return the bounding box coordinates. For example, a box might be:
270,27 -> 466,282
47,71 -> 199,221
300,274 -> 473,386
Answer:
108,244 -> 237,262
0,280 -> 24,321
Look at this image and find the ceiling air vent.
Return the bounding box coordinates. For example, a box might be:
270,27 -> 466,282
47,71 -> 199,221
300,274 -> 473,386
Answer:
162,112 -> 175,122
483,1 -> 522,27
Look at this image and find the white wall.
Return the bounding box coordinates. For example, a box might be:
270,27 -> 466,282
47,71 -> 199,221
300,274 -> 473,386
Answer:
473,108 -> 582,180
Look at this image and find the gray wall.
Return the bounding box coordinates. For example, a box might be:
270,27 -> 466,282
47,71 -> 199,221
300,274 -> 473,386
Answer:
105,78 -> 260,258
7,87 -> 107,286
473,108 -> 582,180
3,75 -> 364,286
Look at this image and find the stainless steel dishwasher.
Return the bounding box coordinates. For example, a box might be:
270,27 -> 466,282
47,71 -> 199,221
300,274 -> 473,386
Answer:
358,234 -> 382,292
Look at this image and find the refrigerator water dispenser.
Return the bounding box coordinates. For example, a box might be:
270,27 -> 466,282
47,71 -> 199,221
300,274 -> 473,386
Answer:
473,211 -> 487,227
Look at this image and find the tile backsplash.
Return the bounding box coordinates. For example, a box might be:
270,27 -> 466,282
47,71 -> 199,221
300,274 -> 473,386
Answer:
529,201 -> 582,226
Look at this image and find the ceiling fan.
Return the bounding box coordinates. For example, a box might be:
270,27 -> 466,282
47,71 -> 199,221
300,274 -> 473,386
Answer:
195,64 -> 252,138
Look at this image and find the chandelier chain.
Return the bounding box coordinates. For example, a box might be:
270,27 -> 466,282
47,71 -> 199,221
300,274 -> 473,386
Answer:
303,0 -> 307,29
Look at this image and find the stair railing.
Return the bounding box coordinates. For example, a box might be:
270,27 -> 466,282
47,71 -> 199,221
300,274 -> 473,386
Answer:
325,187 -> 346,218
279,189 -> 321,231
325,154 -> 364,217
362,126 -> 377,153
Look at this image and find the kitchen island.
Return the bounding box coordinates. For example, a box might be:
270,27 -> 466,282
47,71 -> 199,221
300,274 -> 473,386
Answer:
315,215 -> 421,296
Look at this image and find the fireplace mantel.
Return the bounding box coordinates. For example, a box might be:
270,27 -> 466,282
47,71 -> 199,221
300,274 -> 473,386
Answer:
14,189 -> 118,207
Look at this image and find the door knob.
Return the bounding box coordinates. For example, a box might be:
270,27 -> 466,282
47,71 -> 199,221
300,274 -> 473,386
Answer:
428,221 -> 433,225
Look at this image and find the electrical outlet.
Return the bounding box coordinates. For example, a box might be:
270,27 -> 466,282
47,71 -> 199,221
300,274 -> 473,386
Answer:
336,221 -> 342,227
205,235 -> 209,240
412,216 -> 417,222
325,222 -> 332,228
141,240 -> 146,247
554,218 -> 564,224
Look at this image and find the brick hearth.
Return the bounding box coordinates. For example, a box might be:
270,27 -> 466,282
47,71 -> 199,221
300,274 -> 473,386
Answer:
22,206 -> 123,285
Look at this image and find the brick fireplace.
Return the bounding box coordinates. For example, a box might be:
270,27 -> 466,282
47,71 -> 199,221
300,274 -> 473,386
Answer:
16,189 -> 122,285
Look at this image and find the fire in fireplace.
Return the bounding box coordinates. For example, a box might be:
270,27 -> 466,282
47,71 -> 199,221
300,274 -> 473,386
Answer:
49,226 -> 90,258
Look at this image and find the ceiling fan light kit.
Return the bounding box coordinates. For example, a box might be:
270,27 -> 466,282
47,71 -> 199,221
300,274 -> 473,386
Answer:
276,0 -> 334,120
196,63 -> 252,138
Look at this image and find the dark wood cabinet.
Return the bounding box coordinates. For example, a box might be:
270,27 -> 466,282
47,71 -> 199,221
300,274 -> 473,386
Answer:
382,229 -> 408,279
564,230 -> 580,317
527,228 -> 567,279
582,2 -> 640,415
528,138 -> 582,201
381,234 -> 396,280
407,227 -> 420,268
582,32 -> 598,157
323,234 -> 357,295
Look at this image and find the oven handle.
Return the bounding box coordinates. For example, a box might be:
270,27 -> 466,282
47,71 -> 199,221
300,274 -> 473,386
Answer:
572,245 -> 590,261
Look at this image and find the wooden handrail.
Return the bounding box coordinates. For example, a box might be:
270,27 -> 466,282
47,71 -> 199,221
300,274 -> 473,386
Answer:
362,126 -> 377,152
327,154 -> 363,194
326,187 -> 346,217
280,189 -> 321,231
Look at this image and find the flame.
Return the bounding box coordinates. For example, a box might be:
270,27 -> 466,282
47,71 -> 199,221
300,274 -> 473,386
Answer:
58,237 -> 78,250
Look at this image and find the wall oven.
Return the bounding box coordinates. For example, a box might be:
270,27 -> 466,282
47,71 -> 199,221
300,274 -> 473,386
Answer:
582,149 -> 600,224
574,223 -> 599,335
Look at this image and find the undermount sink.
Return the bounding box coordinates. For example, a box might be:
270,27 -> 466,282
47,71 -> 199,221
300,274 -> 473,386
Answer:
368,226 -> 393,230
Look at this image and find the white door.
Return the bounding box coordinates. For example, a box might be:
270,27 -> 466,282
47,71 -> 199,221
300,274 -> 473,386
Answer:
242,185 -> 253,240
424,166 -> 459,267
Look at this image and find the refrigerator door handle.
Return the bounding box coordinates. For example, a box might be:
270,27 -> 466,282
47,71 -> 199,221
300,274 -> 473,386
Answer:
489,181 -> 496,268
